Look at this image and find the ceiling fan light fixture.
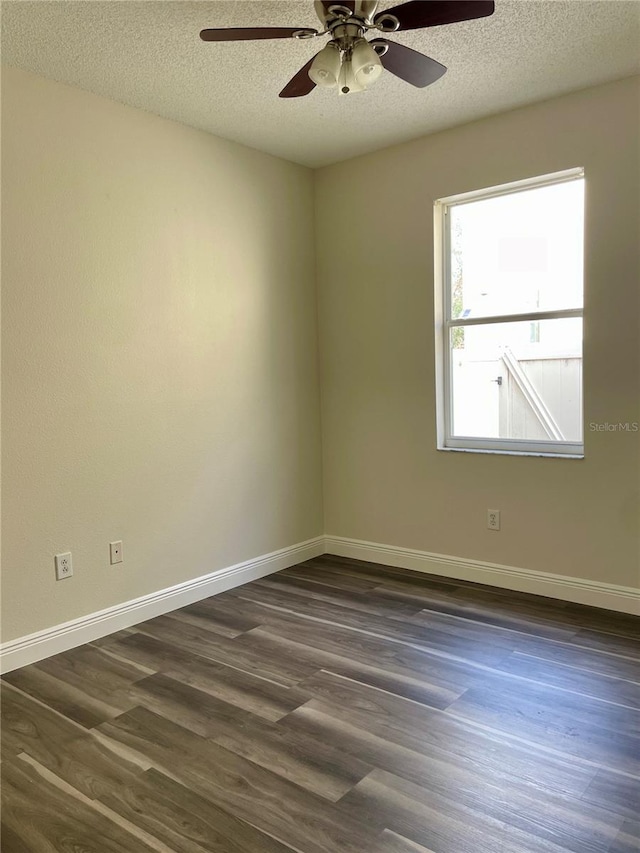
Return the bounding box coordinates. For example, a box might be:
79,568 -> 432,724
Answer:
309,43 -> 342,87
351,38 -> 383,87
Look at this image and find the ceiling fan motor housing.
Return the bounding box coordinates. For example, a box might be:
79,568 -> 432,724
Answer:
314,1 -> 380,26
331,21 -> 366,47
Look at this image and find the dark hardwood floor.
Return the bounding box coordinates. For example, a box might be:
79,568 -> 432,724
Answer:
2,555 -> 639,852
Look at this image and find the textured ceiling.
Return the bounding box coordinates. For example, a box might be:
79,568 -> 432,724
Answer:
2,1 -> 639,167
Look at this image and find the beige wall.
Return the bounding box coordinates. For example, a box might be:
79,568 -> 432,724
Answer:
3,69 -> 639,646
316,76 -> 640,588
1,66 -> 323,642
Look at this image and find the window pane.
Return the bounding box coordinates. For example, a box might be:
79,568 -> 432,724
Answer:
450,180 -> 584,320
450,318 -> 582,442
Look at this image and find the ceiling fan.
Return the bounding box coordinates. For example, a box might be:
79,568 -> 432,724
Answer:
200,0 -> 495,98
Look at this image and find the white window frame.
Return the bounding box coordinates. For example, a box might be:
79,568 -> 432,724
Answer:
434,168 -> 585,458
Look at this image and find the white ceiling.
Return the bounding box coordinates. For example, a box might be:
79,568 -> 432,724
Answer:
2,1 -> 639,167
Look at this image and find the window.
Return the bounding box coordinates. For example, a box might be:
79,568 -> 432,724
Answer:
435,168 -> 584,457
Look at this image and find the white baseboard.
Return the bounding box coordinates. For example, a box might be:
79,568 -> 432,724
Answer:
3,533 -> 637,673
324,535 -> 640,616
0,536 -> 325,674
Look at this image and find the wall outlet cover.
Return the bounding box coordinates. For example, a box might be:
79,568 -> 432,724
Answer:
110,541 -> 123,565
55,552 -> 73,580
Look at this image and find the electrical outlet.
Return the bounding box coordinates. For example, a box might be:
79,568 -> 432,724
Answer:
55,552 -> 73,580
109,541 -> 123,565
487,509 -> 501,531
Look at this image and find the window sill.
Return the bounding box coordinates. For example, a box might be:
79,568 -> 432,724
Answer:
437,446 -> 584,459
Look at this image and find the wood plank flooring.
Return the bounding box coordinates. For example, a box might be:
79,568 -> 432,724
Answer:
2,554 -> 639,852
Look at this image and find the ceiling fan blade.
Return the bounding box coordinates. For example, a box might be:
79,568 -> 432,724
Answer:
200,27 -> 317,42
374,1 -> 494,31
372,39 -> 446,87
279,55 -> 319,98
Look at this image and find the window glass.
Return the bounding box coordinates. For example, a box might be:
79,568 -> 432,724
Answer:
437,170 -> 585,457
